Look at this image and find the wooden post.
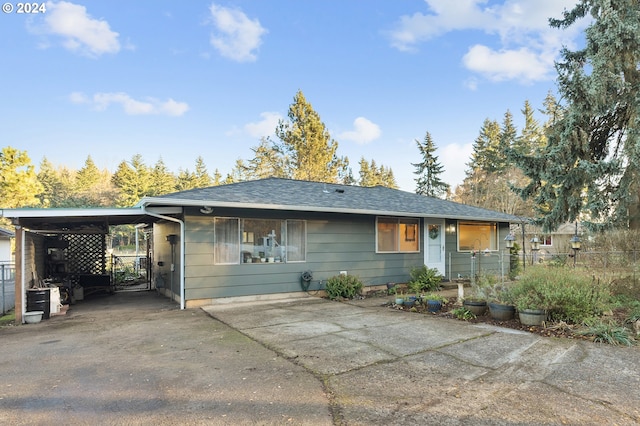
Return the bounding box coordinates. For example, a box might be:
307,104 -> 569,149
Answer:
14,226 -> 23,324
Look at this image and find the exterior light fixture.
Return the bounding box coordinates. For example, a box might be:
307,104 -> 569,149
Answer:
530,236 -> 540,252
570,222 -> 581,267
570,234 -> 581,250
504,233 -> 515,249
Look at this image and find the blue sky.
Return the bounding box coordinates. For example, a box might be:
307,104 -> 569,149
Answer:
1,0 -> 586,192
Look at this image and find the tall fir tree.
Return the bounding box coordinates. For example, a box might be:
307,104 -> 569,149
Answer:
193,156 -> 212,188
149,158 -> 176,196
111,154 -> 151,207
275,90 -> 348,183
412,132 -> 449,198
357,157 -> 398,188
511,0 -> 640,230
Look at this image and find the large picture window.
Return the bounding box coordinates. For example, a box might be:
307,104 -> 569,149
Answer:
376,217 -> 419,253
214,217 -> 240,264
214,217 -> 306,264
458,222 -> 497,252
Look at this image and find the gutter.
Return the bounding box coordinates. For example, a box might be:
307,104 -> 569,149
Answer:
137,197 -> 520,223
142,206 -> 186,310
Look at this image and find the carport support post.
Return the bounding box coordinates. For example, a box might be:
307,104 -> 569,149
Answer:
15,226 -> 23,324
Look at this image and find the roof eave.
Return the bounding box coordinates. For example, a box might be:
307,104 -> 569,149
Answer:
139,197 -> 519,223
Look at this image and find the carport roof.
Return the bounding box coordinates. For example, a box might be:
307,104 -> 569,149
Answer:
0,207 -> 181,233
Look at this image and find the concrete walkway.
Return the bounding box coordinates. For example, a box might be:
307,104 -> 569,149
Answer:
204,295 -> 640,425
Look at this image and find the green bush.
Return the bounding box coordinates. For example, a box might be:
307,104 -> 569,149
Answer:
408,265 -> 442,294
510,267 -> 611,324
451,306 -> 476,321
579,319 -> 636,346
325,274 -> 363,300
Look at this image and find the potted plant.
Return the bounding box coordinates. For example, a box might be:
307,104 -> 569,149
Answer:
486,283 -> 516,321
510,278 -> 547,326
423,293 -> 448,313
462,273 -> 496,316
394,289 -> 405,306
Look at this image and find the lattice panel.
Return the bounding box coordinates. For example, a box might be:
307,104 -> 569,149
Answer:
65,233 -> 107,276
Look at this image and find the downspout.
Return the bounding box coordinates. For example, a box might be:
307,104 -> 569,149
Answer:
142,206 -> 186,310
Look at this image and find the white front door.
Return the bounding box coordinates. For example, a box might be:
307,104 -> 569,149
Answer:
424,220 -> 445,275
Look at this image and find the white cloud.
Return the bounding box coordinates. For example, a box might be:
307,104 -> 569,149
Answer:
339,117 -> 382,145
439,142 -> 473,188
32,1 -> 121,57
70,92 -> 189,116
463,45 -> 552,83
244,112 -> 281,138
388,0 -> 585,83
208,3 -> 267,62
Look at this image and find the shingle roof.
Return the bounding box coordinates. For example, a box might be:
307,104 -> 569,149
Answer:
140,177 -> 522,222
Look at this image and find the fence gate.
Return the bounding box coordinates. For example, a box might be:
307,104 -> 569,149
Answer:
111,254 -> 151,291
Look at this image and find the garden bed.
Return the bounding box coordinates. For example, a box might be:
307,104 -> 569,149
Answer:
379,294 -> 635,343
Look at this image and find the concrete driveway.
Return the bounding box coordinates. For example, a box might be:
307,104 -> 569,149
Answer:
204,296 -> 640,425
2,291 -> 639,425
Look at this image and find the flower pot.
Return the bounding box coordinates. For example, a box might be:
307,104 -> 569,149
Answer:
463,300 -> 487,316
518,309 -> 546,326
24,311 -> 44,324
426,300 -> 442,313
488,302 -> 515,321
395,297 -> 404,305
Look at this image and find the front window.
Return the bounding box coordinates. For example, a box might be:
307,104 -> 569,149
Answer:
214,217 -> 306,264
458,222 -> 497,252
540,235 -> 552,246
376,217 -> 419,253
214,217 -> 240,264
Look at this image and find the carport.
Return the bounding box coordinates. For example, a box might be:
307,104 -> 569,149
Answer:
0,206 -> 185,324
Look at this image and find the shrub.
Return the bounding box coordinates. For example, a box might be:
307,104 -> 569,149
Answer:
408,265 -> 442,294
510,267 -> 611,324
325,274 -> 363,300
508,242 -> 522,279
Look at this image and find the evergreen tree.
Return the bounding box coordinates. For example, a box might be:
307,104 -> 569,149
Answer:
149,158 -> 176,196
512,0 -> 640,230
111,154 -> 151,207
36,158 -> 59,207
412,132 -> 449,198
357,157 -> 398,188
515,100 -> 546,155
193,156 -> 212,188
275,90 -> 348,183
244,138 -> 287,180
456,119 -> 501,206
0,146 -> 42,208
212,169 -> 223,186
175,168 -> 198,191
75,156 -> 100,191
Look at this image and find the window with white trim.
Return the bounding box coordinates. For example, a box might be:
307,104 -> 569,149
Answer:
376,217 -> 420,253
214,218 -> 306,264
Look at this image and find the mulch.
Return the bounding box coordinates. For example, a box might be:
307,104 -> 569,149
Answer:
384,296 -> 595,341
